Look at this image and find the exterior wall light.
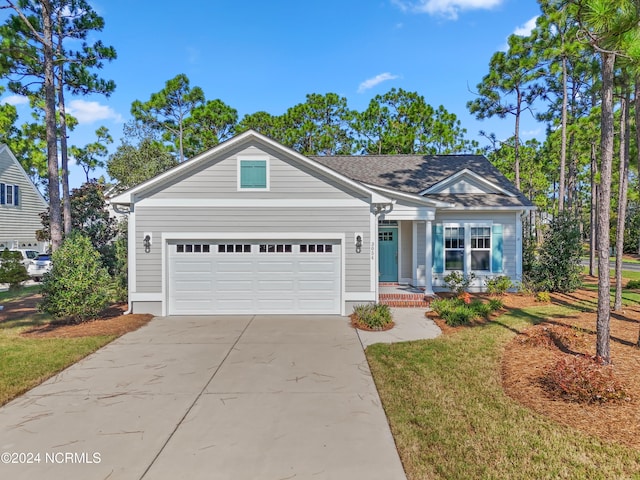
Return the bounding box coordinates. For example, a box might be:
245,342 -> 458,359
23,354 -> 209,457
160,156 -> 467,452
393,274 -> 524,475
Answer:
143,233 -> 152,253
355,233 -> 363,254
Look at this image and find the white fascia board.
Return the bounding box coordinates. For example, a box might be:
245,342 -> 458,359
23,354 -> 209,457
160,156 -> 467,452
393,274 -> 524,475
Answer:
420,168 -> 515,197
161,232 -> 346,241
136,198 -> 369,208
439,205 -> 536,212
364,183 -> 453,208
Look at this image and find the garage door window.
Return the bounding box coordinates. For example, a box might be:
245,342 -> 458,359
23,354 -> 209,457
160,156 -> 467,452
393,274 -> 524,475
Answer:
176,244 -> 211,253
300,244 -> 333,253
218,244 -> 251,253
259,243 -> 292,253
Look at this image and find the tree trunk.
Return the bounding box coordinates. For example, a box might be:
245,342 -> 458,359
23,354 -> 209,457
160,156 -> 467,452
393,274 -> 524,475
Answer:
514,90 -> 521,191
41,0 -> 62,251
589,141 -> 598,277
596,51 -> 615,364
56,62 -> 72,236
559,55 -> 568,212
635,77 -> 640,255
614,82 -> 630,311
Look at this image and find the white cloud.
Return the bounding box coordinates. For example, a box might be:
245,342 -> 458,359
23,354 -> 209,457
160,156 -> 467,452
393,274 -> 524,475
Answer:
513,16 -> 538,36
358,73 -> 400,93
391,0 -> 503,20
1,94 -> 29,106
67,99 -> 123,124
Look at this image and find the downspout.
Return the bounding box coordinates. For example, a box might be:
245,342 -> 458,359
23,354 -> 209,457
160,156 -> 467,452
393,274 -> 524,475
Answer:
109,200 -> 133,315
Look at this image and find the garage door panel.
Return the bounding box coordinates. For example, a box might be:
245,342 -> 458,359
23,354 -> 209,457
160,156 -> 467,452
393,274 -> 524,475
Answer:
169,241 -> 341,315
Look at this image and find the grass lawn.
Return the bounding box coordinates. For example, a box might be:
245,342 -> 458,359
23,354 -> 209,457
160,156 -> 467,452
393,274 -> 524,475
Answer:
366,304 -> 640,479
0,287 -> 117,406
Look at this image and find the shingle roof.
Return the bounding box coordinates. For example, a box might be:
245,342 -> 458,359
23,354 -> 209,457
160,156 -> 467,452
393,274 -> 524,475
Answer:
309,154 -> 533,208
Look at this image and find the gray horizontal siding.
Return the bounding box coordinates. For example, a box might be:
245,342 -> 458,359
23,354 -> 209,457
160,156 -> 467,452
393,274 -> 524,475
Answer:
134,206 -> 371,294
0,147 -> 48,249
149,145 -> 362,200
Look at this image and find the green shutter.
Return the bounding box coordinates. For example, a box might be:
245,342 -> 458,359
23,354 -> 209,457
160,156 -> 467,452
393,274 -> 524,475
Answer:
240,160 -> 267,188
492,224 -> 503,273
433,224 -> 443,274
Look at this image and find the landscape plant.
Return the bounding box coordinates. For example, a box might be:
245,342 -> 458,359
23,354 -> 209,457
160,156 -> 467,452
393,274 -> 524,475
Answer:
39,232 -> 111,323
0,249 -> 29,290
443,271 -> 476,295
430,297 -> 501,327
486,275 -> 513,296
351,303 -> 394,331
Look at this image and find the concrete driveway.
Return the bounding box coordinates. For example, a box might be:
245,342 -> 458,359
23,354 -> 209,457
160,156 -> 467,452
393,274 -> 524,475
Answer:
0,315 -> 406,480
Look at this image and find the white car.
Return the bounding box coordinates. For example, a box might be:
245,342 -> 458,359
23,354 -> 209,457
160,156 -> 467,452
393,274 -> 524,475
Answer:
7,249 -> 40,267
27,253 -> 52,281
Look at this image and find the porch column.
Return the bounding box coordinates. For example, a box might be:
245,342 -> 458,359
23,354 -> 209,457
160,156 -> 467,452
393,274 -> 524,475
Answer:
412,221 -> 418,286
425,220 -> 434,295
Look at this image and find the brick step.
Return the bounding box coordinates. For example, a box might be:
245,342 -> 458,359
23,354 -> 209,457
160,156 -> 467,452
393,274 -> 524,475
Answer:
379,293 -> 431,308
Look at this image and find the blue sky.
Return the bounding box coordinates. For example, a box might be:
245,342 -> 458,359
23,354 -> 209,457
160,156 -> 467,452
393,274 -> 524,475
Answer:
1,0 -> 544,188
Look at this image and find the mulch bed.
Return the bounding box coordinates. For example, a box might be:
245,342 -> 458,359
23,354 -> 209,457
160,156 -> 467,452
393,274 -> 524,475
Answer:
429,282 -> 640,450
1,293 -> 153,338
501,283 -> 640,450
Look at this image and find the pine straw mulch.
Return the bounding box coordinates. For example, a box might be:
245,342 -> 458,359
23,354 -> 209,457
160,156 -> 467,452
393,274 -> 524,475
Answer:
429,281 -> 640,449
0,293 -> 153,338
500,279 -> 640,450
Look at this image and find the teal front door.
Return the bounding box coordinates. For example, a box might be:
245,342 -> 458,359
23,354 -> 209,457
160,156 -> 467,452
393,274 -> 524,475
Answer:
378,227 -> 398,282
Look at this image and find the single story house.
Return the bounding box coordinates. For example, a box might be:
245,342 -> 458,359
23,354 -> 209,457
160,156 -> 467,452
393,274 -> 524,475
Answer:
110,130 -> 534,316
0,144 -> 48,252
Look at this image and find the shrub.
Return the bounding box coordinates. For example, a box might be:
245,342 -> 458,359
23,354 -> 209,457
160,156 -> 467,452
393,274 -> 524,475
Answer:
352,303 -> 394,331
530,212 -> 582,293
443,271 -> 476,295
0,249 -> 29,291
39,231 -> 111,323
431,297 -> 502,327
626,279 -> 640,289
486,276 -> 513,296
543,355 -> 630,404
536,291 -> 551,303
487,298 -> 504,311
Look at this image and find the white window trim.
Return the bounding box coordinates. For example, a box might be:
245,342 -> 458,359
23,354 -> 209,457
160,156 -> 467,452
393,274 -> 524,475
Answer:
5,184 -> 14,205
237,155 -> 270,191
470,225 -> 492,272
441,221 -> 493,275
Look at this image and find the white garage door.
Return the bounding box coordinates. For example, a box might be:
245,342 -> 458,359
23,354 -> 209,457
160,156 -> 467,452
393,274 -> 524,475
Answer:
168,240 -> 341,315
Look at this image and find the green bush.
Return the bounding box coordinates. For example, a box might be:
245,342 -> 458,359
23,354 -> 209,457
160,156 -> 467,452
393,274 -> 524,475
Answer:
486,276 -> 513,296
488,298 -> 504,311
626,279 -> 640,289
0,249 -> 29,291
109,231 -> 128,303
39,232 -> 111,323
443,271 -> 476,295
536,291 -> 551,303
352,303 -> 393,330
530,212 -> 583,293
431,297 -> 502,327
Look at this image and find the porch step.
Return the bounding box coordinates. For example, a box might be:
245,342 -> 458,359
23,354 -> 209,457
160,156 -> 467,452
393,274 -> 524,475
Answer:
379,293 -> 431,308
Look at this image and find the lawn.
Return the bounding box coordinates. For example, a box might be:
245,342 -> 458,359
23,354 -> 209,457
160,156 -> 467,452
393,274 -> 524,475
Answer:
366,303 -> 640,479
0,286 -> 117,406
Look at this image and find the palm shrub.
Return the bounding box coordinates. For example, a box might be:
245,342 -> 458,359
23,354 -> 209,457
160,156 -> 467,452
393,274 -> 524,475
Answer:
39,231 -> 111,323
0,249 -> 29,291
352,303 -> 394,330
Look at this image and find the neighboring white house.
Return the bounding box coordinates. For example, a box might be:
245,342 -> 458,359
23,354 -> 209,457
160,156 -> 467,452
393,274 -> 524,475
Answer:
0,144 -> 48,252
110,130 -> 535,317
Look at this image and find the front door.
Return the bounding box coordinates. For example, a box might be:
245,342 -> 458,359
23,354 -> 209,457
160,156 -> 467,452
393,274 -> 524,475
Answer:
378,227 -> 398,282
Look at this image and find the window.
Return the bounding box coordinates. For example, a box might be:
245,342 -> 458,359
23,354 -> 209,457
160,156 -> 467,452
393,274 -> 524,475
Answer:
176,244 -> 211,253
259,244 -> 292,253
471,227 -> 491,271
379,231 -> 394,242
239,158 -> 268,189
0,183 -> 19,206
218,244 -> 251,253
300,244 -> 333,253
444,227 -> 464,271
